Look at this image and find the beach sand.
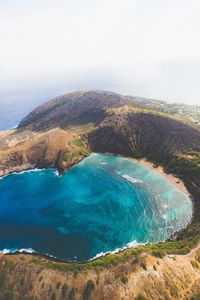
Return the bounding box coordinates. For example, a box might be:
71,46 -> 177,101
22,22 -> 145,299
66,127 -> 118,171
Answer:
130,157 -> 190,196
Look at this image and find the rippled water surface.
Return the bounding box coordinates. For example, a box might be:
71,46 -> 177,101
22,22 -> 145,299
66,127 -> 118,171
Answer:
0,153 -> 192,261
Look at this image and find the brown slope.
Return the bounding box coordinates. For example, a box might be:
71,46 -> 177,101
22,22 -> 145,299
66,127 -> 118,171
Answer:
0,128 -> 90,177
0,244 -> 200,300
1,90 -> 200,177
18,90 -> 131,131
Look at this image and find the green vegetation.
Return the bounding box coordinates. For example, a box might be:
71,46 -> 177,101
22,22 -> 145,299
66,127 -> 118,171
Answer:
68,287 -> 77,300
152,250 -> 165,258
61,283 -> 68,297
195,249 -> 200,262
50,292 -> 56,300
140,261 -> 147,270
28,230 -> 199,273
191,260 -> 200,269
63,137 -> 90,164
166,155 -> 200,182
0,271 -> 7,289
56,281 -> 61,289
120,274 -> 128,284
191,295 -> 200,300
71,137 -> 90,154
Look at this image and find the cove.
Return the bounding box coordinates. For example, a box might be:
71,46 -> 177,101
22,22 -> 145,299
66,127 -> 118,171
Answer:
0,153 -> 192,261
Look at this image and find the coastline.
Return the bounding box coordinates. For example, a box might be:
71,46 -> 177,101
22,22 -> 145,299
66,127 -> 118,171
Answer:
129,157 -> 191,196
128,156 -> 195,238
0,156 -> 87,179
0,152 -> 191,197
0,152 -> 195,265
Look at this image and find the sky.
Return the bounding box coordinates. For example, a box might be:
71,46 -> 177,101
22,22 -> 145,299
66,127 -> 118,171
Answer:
0,0 -> 200,129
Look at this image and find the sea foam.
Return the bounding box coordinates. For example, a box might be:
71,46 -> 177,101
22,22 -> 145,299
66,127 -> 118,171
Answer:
121,174 -> 143,183
0,248 -> 35,254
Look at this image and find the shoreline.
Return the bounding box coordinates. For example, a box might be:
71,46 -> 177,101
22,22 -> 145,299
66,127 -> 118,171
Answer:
0,152 -> 195,265
129,157 -> 191,196
128,156 -> 195,236
0,156 -> 87,179
0,153 -> 192,198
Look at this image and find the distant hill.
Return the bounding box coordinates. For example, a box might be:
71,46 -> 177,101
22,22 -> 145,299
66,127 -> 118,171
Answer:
18,90 -> 131,131
17,90 -> 200,164
126,95 -> 200,128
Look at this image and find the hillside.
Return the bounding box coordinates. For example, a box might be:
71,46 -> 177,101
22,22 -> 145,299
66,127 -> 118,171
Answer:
126,95 -> 200,129
1,90 -> 199,177
88,111 -> 200,162
18,90 -> 131,131
0,90 -> 200,299
0,243 -> 200,300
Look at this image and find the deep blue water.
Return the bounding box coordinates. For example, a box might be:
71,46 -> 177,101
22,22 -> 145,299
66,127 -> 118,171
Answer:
0,153 -> 192,261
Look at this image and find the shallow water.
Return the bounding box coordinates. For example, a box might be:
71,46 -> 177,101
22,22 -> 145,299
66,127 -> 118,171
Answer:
0,153 -> 192,261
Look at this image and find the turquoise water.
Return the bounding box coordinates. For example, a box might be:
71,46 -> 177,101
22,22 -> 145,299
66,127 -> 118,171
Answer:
0,153 -> 192,261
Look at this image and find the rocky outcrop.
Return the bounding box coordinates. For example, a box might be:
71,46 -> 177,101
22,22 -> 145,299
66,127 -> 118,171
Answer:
0,128 -> 89,177
0,149 -> 35,176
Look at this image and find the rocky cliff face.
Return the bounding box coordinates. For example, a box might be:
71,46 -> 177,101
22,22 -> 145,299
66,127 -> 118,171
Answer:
88,111 -> 200,163
0,245 -> 200,300
0,128 -> 89,176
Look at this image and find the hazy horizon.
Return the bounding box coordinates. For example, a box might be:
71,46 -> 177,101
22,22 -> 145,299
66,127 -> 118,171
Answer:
1,0 -> 200,129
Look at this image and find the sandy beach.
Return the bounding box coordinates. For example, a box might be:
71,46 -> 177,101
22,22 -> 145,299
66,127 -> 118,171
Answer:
130,157 -> 190,196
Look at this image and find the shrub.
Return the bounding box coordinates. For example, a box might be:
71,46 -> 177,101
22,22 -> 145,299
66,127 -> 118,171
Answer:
191,294 -> 200,300
121,274 -> 128,284
195,250 -> 200,262
68,288 -> 76,300
135,295 -> 149,300
51,293 -> 56,300
62,283 -> 68,297
140,262 -> 147,270
41,282 -> 45,288
20,277 -> 25,286
152,250 -> 165,258
191,260 -> 200,269
83,280 -> 95,300
29,282 -> 33,290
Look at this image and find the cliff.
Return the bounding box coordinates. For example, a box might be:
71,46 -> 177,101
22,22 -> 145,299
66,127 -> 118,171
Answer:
0,244 -> 200,300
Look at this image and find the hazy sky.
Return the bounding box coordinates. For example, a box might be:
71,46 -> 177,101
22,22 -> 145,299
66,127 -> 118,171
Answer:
0,0 -> 200,128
